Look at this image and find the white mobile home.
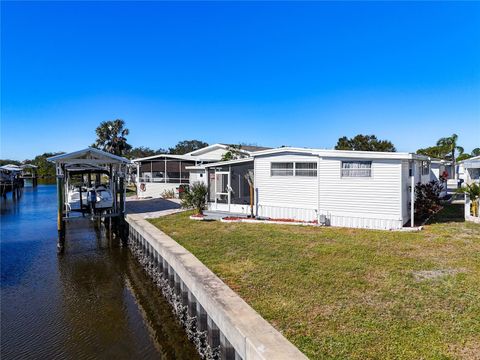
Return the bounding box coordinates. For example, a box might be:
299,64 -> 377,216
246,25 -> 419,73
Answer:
133,144 -> 268,198
457,156 -> 480,185
204,148 -> 431,230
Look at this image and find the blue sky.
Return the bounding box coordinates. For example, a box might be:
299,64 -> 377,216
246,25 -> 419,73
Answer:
1,1 -> 479,160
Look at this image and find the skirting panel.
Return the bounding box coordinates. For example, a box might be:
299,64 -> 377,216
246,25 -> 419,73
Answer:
325,214 -> 403,230
257,205 -> 317,222
257,205 -> 402,230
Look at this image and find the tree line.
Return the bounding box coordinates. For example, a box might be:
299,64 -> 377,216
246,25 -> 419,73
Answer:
91,119 -> 209,158
4,118 -> 477,177
0,120 -> 211,177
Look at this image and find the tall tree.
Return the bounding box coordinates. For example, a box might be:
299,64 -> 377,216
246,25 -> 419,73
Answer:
28,152 -> 64,177
334,134 -> 396,152
456,153 -> 472,162
416,145 -> 449,159
93,119 -> 131,156
0,159 -> 21,166
436,133 -> 464,169
454,147 -> 480,162
221,144 -> 246,161
126,146 -> 167,159
168,140 -> 208,155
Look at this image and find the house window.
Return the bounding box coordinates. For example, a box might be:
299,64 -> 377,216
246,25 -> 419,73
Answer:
295,162 -> 317,177
341,161 -> 372,177
421,161 -> 430,175
271,162 -> 294,176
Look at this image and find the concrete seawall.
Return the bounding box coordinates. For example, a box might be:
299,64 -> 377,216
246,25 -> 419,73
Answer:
126,213 -> 308,360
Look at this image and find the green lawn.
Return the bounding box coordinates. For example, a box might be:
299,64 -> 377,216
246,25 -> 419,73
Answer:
149,205 -> 480,360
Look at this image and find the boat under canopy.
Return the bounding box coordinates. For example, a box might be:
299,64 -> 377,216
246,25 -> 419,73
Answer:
48,148 -> 131,217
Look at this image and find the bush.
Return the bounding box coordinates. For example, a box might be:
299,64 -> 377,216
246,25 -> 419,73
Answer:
456,183 -> 480,217
181,182 -> 208,215
456,182 -> 480,200
161,189 -> 175,199
415,180 -> 443,218
178,184 -> 189,199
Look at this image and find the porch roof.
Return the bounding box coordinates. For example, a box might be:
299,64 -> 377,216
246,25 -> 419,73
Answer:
202,158 -> 254,168
132,153 -> 216,163
462,156 -> 480,169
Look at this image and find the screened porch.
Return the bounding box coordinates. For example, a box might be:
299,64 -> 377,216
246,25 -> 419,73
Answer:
207,160 -> 254,210
138,158 -> 195,184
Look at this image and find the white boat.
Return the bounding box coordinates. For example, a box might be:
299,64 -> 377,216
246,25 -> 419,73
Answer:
67,187 -> 88,211
94,186 -> 113,209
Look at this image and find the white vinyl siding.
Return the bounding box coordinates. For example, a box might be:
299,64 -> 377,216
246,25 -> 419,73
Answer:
256,154 -> 319,215
252,152 -> 427,229
319,158 -> 403,221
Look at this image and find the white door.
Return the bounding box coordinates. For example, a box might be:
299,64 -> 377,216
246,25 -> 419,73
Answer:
214,171 -> 230,211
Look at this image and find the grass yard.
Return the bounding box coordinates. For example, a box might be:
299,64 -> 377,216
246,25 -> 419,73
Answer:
149,205 -> 480,360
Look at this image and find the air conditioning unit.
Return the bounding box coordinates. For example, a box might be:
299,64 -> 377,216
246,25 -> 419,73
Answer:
319,214 -> 328,226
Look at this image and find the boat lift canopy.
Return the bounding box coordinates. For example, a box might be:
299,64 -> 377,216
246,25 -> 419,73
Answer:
48,148 -> 131,253
48,147 -> 130,168
48,147 -> 131,214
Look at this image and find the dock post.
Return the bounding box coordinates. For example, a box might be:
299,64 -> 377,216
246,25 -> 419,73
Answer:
56,167 -> 65,253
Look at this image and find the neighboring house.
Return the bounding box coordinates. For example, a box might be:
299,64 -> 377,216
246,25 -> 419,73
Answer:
203,147 -> 431,230
133,144 -> 269,198
430,159 -> 451,197
430,159 -> 451,182
457,155 -> 480,185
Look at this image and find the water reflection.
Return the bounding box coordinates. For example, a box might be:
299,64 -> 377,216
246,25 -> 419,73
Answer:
1,185 -> 198,359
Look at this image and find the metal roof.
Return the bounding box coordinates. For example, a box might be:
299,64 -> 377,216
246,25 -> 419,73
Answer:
202,157 -> 254,168
132,153 -> 203,162
251,147 -> 430,160
47,147 -> 130,164
461,155 -> 480,168
0,164 -> 22,172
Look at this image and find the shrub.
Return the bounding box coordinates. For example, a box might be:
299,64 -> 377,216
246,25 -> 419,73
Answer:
181,182 -> 208,215
178,184 -> 189,199
161,189 -> 175,199
456,183 -> 480,216
415,180 -> 443,218
456,182 -> 480,200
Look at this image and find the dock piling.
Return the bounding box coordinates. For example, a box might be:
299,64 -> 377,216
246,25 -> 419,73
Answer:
56,169 -> 65,253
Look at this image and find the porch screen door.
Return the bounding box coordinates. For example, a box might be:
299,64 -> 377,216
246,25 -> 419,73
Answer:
215,171 -> 230,205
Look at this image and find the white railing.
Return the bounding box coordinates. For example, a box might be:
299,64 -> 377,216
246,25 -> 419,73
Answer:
139,177 -> 189,184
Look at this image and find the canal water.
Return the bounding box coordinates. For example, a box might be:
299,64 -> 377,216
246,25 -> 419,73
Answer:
1,185 -> 199,359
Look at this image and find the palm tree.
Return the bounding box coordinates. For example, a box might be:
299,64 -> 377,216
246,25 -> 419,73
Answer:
436,133 -> 464,171
93,119 -> 131,156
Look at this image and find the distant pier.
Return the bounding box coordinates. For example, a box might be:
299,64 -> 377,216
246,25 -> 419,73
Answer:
0,164 -> 38,197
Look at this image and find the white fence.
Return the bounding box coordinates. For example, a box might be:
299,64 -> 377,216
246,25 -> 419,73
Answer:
465,194 -> 480,224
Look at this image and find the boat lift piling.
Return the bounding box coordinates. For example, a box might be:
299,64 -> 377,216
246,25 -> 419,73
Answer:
48,148 -> 131,254
56,165 -> 66,252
